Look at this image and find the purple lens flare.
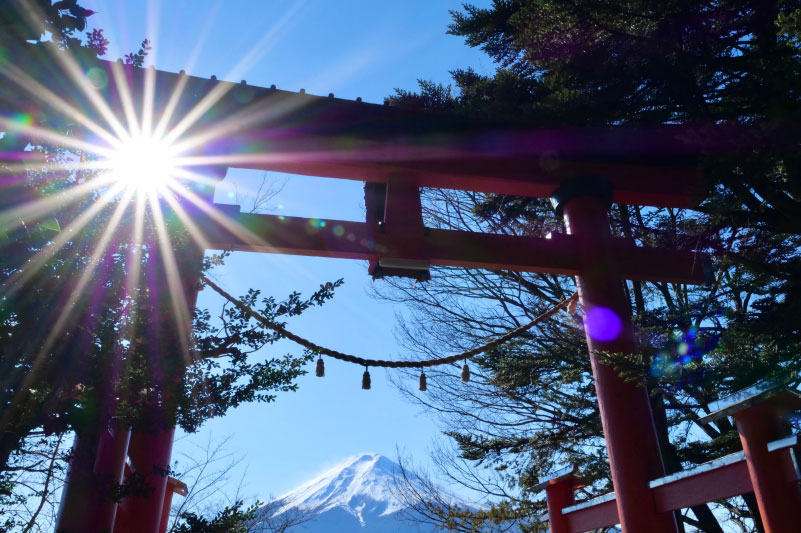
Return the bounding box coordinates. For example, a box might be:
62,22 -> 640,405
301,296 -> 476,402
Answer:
584,306 -> 622,342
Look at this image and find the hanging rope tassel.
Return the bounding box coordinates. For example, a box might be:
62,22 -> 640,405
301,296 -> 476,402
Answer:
316,356 -> 325,377
566,293 -> 579,316
362,367 -> 371,390
419,370 -> 427,391
461,362 -> 470,382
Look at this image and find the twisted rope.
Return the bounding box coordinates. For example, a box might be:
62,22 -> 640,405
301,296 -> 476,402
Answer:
201,275 -> 578,369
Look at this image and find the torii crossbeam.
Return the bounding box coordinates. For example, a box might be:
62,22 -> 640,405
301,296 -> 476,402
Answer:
4,44 -> 797,533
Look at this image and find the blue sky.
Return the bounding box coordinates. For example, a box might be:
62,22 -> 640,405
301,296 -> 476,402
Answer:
87,0 -> 493,501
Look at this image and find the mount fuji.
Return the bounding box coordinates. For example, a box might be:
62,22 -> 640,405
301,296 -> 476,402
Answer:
261,453 -> 444,532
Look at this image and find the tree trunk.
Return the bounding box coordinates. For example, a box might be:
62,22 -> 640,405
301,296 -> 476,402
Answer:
650,392 -> 724,533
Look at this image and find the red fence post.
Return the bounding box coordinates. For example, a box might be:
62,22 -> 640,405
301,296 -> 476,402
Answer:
534,464 -> 585,533
552,177 -> 677,533
114,427 -> 176,533
55,425 -> 131,532
545,481 -> 577,533
734,403 -> 801,533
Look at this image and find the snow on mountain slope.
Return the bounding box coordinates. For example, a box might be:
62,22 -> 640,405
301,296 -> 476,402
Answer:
263,453 -> 458,532
275,453 -> 406,524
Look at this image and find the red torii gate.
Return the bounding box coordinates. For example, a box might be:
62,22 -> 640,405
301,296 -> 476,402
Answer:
4,47 -> 798,532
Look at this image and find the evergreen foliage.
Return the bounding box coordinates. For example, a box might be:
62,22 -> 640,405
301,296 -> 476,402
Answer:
0,2 -> 340,528
382,1 -> 801,531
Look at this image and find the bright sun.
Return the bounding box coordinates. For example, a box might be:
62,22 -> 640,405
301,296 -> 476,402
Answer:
107,134 -> 180,194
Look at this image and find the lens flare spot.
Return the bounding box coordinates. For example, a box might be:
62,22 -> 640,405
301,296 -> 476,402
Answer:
584,307 -> 622,342
333,224 -> 345,237
234,87 -> 255,104
677,342 -> 689,356
86,67 -> 108,89
650,353 -> 677,378
12,112 -> 33,127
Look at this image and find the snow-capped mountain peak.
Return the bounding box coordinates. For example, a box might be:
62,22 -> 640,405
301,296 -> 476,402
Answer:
263,454 -> 475,532
275,453 -> 406,524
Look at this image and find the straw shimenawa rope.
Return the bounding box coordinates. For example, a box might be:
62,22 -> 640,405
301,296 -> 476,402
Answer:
201,275 -> 578,369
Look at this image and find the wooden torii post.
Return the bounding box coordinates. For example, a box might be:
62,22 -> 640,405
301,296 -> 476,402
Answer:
4,46 -> 793,532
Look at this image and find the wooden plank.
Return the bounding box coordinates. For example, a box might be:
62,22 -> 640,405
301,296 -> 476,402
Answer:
650,452 -> 752,512
191,205 -> 709,285
650,450 -> 800,513
559,448 -> 799,532
562,492 -> 619,532
0,44 -> 717,208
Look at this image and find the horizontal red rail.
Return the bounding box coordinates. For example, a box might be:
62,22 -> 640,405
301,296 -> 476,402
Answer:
190,204 -> 710,285
561,447 -> 800,533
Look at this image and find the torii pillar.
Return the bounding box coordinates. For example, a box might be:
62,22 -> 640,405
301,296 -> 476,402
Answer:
552,177 -> 678,532
113,170 -> 225,533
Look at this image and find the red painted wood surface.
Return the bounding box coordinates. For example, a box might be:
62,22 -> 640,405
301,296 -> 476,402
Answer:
544,479 -> 579,533
560,449 -> 800,532
190,207 -> 710,285
1,44 -> 750,209
566,498 -> 620,532
651,457 -> 753,512
55,426 -> 131,532
114,428 -> 176,533
159,478 -> 187,533
561,193 -> 677,532
735,405 -> 801,533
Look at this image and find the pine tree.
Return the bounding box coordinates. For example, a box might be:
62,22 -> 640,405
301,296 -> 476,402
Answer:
0,3 -> 340,527
382,2 -> 801,531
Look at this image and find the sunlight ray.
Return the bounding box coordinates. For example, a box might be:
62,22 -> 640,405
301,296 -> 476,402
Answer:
170,176 -> 328,283
152,71 -> 191,141
0,175 -> 115,235
108,60 -> 142,139
151,0 -> 222,140
145,0 -> 162,69
168,177 -> 277,253
0,62 -> 125,148
1,1 -> 131,141
0,158 -> 121,177
38,51 -> 132,142
159,184 -> 213,253
140,0 -> 161,142
170,166 -> 222,191
0,116 -> 121,159
159,78 -> 236,148
0,189 -> 136,432
0,181 -> 129,299
147,196 -> 199,364
162,2 -> 309,147
31,188 -> 137,366
141,65 -> 157,141
122,192 -> 149,310
175,0 -> 224,77
171,148 -> 350,170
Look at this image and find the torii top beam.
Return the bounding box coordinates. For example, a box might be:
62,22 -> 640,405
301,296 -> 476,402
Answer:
0,44 -> 737,209
2,45 -> 723,285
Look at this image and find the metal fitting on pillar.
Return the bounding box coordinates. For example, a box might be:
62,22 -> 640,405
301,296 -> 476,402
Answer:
550,176 -> 613,217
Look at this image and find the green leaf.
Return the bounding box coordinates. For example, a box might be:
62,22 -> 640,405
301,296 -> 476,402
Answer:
39,218 -> 60,232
